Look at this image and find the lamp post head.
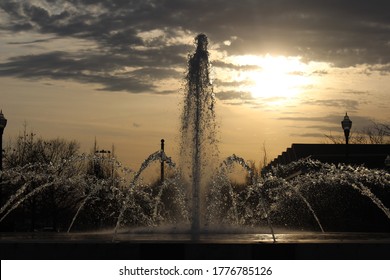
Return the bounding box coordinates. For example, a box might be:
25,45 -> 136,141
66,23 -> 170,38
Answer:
341,112 -> 352,145
385,155 -> 390,168
0,110 -> 7,132
341,112 -> 352,131
0,110 -> 6,171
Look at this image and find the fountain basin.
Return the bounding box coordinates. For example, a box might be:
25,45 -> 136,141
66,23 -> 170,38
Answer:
1,231 -> 390,259
1,231 -> 390,243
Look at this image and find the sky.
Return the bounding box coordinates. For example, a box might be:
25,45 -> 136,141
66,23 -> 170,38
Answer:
0,0 -> 389,171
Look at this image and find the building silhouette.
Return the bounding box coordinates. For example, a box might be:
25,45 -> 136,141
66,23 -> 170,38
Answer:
0,110 -> 7,170
264,143 -> 390,173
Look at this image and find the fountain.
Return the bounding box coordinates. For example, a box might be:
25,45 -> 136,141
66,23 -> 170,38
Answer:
1,34 -> 390,259
180,34 -> 219,238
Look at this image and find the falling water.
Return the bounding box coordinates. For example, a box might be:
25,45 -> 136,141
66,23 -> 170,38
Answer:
351,182 -> 390,220
180,34 -> 218,237
0,182 -> 30,217
67,179 -> 107,233
2,33 -> 390,241
209,155 -> 276,242
113,149 -> 176,236
287,184 -> 325,232
0,182 -> 55,223
67,194 -> 91,233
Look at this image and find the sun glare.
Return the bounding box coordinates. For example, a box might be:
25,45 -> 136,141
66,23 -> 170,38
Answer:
230,55 -> 312,103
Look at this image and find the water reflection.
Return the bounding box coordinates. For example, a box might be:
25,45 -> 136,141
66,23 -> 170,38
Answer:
1,231 -> 390,244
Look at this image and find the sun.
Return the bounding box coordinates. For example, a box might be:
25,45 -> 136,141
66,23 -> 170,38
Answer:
231,55 -> 312,102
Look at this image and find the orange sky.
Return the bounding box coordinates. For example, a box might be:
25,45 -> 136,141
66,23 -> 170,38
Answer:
1,1 -> 389,172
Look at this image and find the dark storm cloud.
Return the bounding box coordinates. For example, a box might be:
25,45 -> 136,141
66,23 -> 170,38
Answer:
0,0 -> 389,93
0,51 -> 156,92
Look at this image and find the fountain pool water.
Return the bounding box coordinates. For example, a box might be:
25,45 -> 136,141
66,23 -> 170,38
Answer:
0,34 -> 390,249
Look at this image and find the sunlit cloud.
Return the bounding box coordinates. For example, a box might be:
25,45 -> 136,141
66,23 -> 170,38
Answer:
302,99 -> 360,111
213,54 -> 332,108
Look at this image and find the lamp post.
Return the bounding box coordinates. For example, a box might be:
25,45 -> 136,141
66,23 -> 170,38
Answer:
341,112 -> 352,159
0,110 -> 7,210
94,149 -> 111,179
385,155 -> 390,171
160,139 -> 165,183
0,110 -> 7,171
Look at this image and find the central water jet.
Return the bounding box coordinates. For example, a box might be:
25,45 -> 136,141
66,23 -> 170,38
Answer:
180,34 -> 218,237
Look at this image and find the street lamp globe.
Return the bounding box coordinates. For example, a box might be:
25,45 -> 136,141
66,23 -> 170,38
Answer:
0,110 -> 7,132
385,155 -> 390,169
341,112 -> 352,145
0,110 -> 7,171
